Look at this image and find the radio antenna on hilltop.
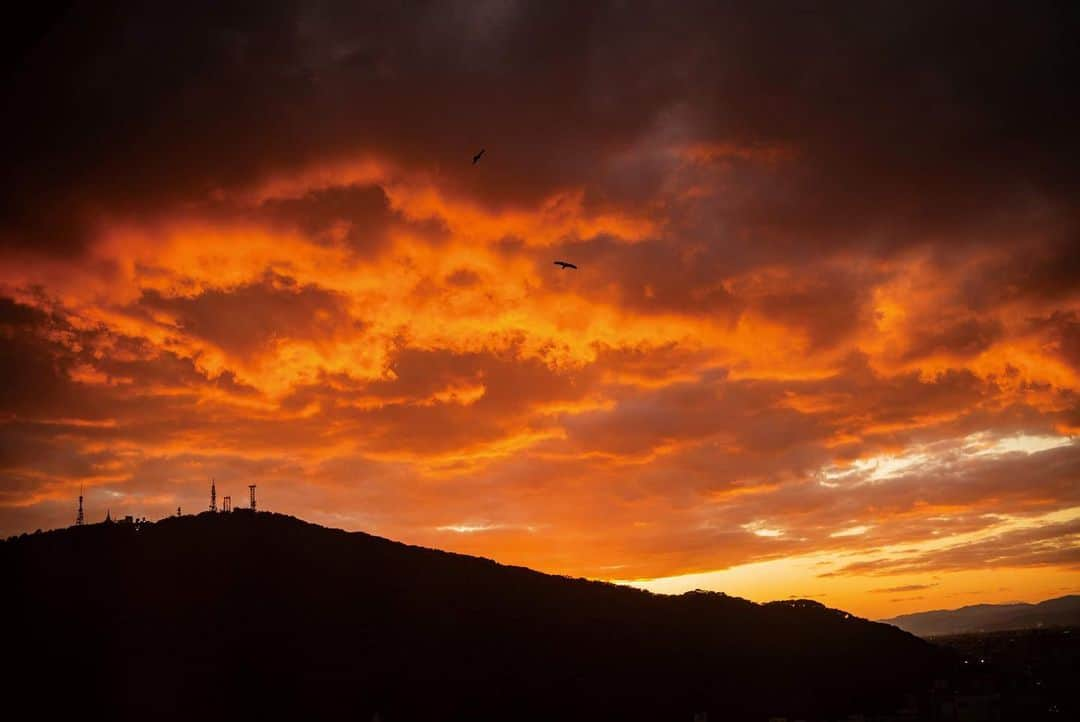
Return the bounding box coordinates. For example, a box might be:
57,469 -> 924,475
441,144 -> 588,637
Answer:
248,484 -> 257,512
210,478 -> 217,513
76,484 -> 85,527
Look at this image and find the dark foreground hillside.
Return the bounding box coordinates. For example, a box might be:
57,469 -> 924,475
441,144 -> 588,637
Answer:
933,628 -> 1079,720
4,512 -> 942,721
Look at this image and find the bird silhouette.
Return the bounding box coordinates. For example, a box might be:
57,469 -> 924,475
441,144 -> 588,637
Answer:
554,261 -> 577,269
472,148 -> 485,164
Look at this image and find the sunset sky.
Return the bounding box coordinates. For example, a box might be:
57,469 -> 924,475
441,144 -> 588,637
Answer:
2,1 -> 1078,618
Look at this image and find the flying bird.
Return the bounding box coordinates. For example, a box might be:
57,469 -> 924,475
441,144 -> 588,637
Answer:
554,261 -> 577,269
472,148 -> 485,164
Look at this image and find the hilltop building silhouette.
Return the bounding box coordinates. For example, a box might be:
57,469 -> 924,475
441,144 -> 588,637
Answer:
103,510 -> 134,525
69,480 -> 265,530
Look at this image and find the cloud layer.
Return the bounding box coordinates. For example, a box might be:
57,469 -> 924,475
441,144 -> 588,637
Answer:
1,1 -> 1078,616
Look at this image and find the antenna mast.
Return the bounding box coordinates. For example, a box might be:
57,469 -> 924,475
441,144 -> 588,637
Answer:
210,478 -> 217,513
248,484 -> 256,512
76,485 -> 85,526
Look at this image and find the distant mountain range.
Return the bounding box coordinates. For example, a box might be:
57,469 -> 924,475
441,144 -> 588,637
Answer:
4,512 -> 944,722
882,595 -> 1080,637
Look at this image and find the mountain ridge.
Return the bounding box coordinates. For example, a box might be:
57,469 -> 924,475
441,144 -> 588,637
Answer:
882,594 -> 1080,637
5,511 -> 945,721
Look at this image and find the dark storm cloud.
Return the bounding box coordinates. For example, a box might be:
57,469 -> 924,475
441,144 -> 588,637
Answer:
444,268 -> 482,288
0,293 -> 262,422
277,345 -> 602,455
750,268 -> 880,349
1030,311 -> 1080,370
254,183 -> 449,252
531,235 -> 744,317
136,271 -> 358,358
0,297 -> 73,415
560,359 -> 997,461
902,317 -> 1005,361
3,1 -> 1077,265
958,243 -> 1080,312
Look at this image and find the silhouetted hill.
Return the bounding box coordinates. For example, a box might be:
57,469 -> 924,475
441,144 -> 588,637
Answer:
883,595 -> 1080,637
4,512 -> 944,721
